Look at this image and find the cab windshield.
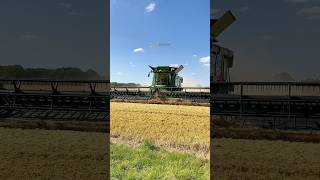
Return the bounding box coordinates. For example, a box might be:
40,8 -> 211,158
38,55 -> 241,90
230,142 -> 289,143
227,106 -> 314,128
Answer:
155,73 -> 170,85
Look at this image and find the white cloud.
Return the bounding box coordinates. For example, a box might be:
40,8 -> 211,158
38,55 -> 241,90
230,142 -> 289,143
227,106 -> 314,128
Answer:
116,72 -> 123,76
199,56 -> 210,67
21,34 -> 39,40
146,2 -> 156,13
129,61 -> 136,67
259,35 -> 273,41
298,6 -> 320,15
297,6 -> 320,19
133,48 -> 144,53
203,63 -> 210,67
305,15 -> 320,19
238,6 -> 249,13
69,11 -> 81,16
199,56 -> 210,63
59,2 -> 72,8
193,54 -> 198,57
59,2 -> 81,16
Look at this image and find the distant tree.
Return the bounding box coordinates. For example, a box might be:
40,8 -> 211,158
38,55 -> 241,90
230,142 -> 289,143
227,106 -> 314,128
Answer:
272,72 -> 295,82
0,65 -> 103,80
25,68 -> 55,79
85,69 -> 102,80
111,82 -> 141,87
303,78 -> 320,83
0,65 -> 24,79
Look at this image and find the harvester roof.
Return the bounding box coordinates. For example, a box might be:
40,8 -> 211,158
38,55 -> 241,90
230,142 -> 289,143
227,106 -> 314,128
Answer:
149,65 -> 184,74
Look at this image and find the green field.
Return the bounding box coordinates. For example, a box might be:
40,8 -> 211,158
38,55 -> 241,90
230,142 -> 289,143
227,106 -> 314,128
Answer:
0,128 -> 109,180
111,140 -> 210,180
211,138 -> 320,180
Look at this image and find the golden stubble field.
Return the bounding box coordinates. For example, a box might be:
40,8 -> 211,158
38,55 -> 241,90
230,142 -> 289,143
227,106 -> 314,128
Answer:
110,102 -> 210,156
0,128 -> 109,180
211,138 -> 320,180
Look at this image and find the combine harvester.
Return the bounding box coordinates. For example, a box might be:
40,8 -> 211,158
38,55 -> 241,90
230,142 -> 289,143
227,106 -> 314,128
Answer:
111,65 -> 210,103
211,11 -> 320,130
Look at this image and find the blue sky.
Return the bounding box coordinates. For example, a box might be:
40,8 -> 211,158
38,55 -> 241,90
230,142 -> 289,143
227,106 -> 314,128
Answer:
111,0 -> 210,86
213,0 -> 320,81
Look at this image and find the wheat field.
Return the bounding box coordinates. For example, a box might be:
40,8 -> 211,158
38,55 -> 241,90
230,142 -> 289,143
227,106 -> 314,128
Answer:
110,102 -> 210,155
0,128 -> 109,180
211,138 -> 320,180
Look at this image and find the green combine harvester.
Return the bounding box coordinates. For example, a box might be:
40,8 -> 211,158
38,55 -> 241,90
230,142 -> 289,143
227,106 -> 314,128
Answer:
148,65 -> 184,91
110,65 -> 210,102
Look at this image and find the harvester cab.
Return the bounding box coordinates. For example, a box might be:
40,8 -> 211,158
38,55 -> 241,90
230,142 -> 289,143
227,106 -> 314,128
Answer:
148,65 -> 184,91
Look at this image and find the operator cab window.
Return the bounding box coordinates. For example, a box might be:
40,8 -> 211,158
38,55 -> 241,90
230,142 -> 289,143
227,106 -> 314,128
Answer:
158,73 -> 170,85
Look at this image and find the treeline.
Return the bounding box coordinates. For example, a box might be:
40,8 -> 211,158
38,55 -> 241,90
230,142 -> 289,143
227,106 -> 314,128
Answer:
273,72 -> 320,83
111,82 -> 141,87
0,65 -> 105,80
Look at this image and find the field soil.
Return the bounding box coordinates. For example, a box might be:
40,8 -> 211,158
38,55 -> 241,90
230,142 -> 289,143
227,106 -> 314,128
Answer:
211,138 -> 320,180
0,128 -> 109,180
